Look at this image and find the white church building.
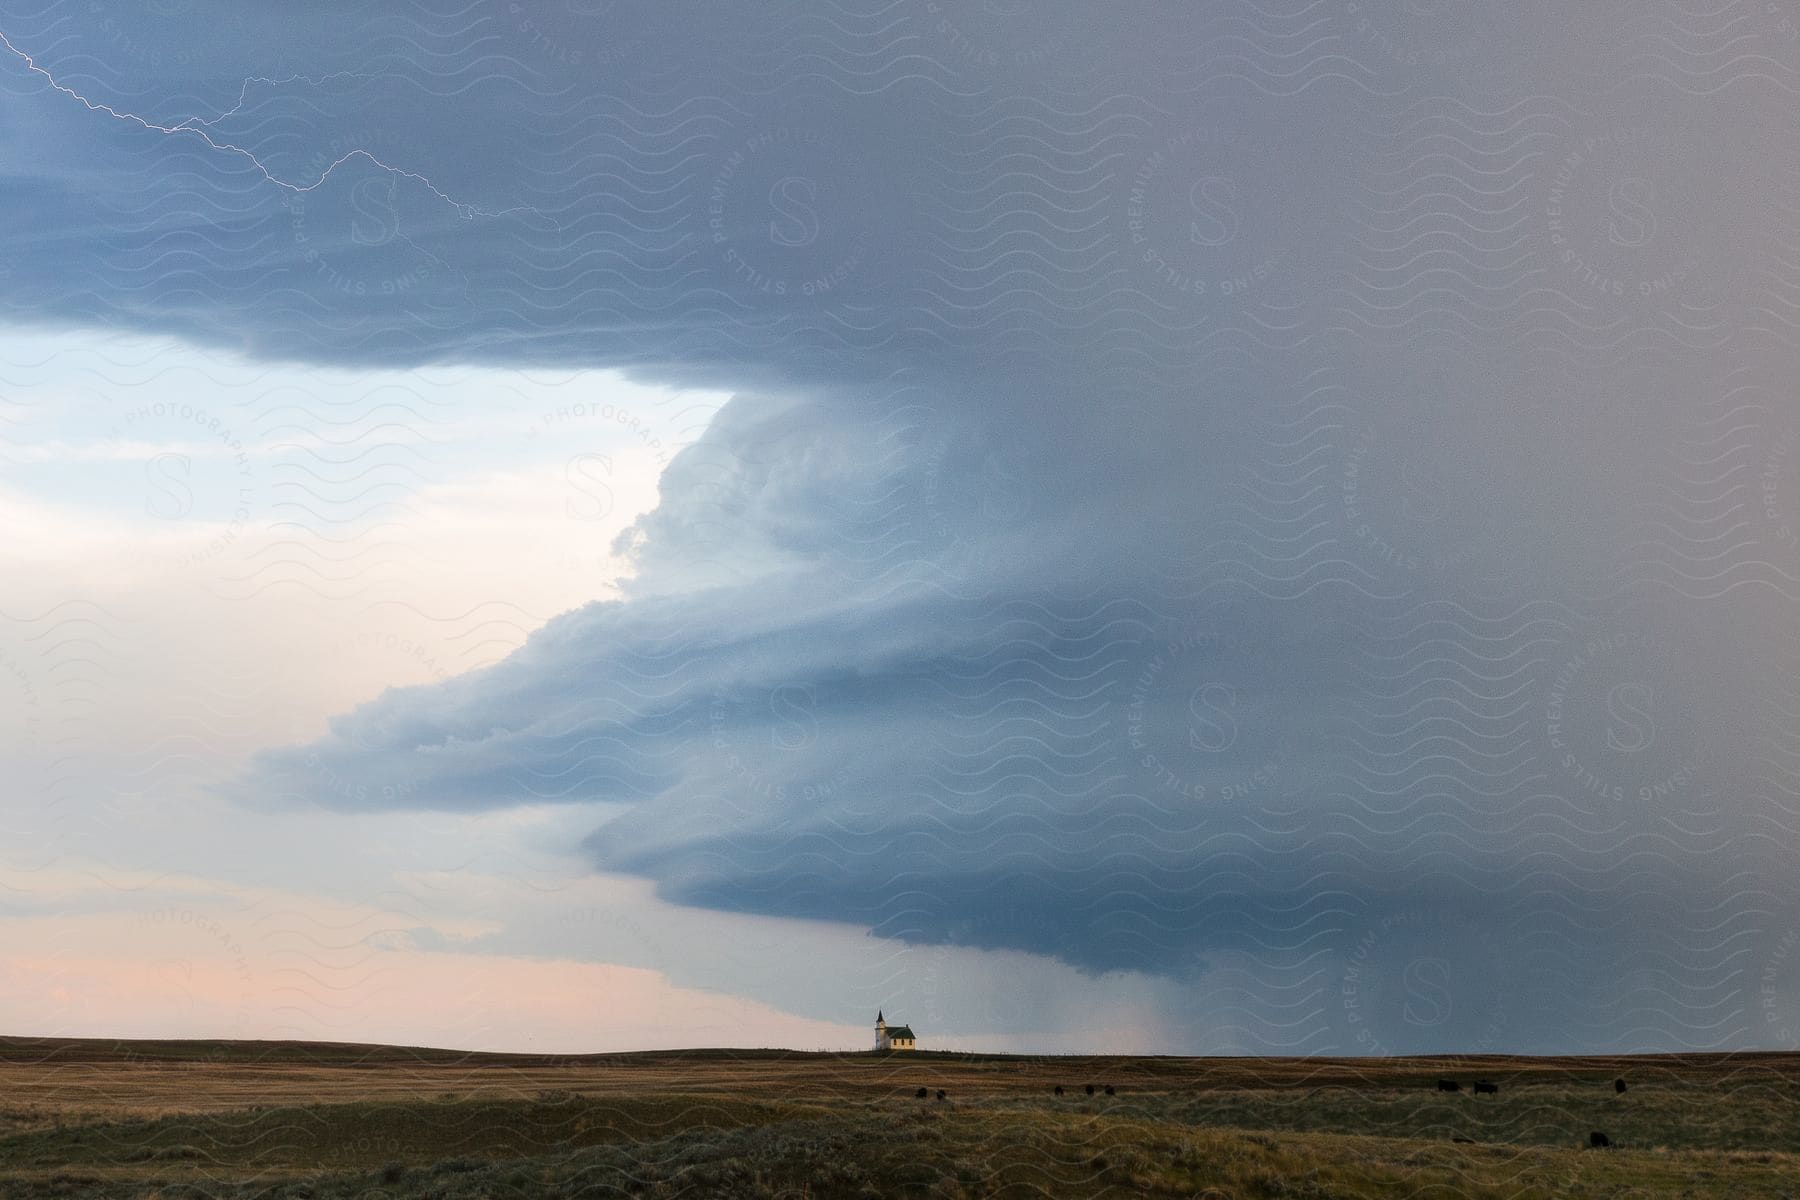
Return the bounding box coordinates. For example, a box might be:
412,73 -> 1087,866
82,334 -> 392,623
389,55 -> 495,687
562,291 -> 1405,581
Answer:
874,1010 -> 917,1051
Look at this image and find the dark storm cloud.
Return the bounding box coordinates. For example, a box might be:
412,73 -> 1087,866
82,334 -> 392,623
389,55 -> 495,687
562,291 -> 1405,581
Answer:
10,1 -> 1800,1049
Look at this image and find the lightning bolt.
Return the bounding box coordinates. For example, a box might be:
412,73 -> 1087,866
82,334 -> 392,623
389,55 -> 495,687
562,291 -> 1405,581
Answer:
171,71 -> 378,132
0,30 -> 545,224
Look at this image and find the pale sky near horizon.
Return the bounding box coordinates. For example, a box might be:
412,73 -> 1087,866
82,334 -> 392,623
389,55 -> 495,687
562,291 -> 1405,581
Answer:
1,327 -> 1185,1055
4,0 -> 1800,1057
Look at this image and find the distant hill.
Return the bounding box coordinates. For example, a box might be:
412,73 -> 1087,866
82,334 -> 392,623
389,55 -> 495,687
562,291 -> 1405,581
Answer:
0,1035 -> 1055,1068
3,1035 -> 1800,1079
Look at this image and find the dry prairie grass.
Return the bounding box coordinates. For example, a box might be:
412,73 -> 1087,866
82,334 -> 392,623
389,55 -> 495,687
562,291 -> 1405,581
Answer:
2,1039 -> 1797,1197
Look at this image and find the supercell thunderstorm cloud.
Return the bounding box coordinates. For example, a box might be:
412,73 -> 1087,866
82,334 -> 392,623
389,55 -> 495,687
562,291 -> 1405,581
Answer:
2,0 -> 1800,1056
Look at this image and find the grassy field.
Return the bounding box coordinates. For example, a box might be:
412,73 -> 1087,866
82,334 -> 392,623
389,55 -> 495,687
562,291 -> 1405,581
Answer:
0,1038 -> 1796,1197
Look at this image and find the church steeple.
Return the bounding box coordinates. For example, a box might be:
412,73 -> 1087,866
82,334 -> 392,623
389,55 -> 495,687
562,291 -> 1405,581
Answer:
872,1010 -> 916,1052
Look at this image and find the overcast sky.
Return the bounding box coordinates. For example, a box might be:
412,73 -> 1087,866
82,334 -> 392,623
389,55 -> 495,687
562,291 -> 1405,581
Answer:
3,0 -> 1800,1056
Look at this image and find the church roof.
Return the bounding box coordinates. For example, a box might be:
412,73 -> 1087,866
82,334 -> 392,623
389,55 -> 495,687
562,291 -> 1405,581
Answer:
885,1025 -> 916,1039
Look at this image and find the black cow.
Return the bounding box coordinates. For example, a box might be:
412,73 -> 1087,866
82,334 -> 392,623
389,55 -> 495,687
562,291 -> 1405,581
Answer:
1085,1084 -> 1095,1096
1103,1085 -> 1116,1096
936,1089 -> 946,1101
1451,1136 -> 1474,1144
1054,1085 -> 1064,1097
915,1087 -> 927,1099
1472,1081 -> 1499,1095
1589,1131 -> 1612,1149
1436,1079 -> 1461,1093
1614,1078 -> 1627,1094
